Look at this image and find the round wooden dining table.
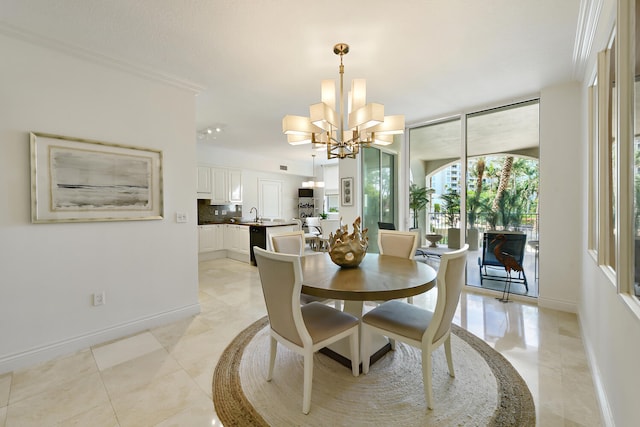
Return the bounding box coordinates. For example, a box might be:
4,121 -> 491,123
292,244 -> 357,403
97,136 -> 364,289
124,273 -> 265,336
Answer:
300,252 -> 437,368
301,252 -> 437,301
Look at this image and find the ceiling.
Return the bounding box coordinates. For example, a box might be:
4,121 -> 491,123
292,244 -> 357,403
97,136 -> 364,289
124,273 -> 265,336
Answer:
1,0 -> 582,166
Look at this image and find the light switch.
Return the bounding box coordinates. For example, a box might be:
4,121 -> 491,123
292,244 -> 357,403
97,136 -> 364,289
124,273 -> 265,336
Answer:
176,212 -> 188,223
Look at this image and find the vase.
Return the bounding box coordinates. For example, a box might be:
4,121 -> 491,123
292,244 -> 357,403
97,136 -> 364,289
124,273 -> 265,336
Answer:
425,234 -> 443,248
327,217 -> 369,268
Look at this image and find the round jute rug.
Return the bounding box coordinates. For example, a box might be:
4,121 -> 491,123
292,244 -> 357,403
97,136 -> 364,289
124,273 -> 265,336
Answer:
213,316 -> 535,427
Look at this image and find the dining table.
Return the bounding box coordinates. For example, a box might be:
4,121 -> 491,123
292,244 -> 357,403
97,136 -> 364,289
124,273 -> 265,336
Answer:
300,252 -> 437,369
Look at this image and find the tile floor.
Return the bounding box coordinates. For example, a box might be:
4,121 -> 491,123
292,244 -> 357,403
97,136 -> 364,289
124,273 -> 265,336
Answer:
0,257 -> 602,426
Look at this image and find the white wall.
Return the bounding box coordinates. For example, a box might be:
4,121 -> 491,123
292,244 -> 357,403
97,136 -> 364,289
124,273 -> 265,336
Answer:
0,34 -> 199,373
576,1 -> 640,425
538,82 -> 583,312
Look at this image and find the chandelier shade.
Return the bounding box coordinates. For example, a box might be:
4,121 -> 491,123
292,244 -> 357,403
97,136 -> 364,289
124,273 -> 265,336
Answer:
283,43 -> 404,159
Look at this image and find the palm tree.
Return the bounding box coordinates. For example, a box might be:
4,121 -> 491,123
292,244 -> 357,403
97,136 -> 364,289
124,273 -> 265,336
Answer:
492,156 -> 514,211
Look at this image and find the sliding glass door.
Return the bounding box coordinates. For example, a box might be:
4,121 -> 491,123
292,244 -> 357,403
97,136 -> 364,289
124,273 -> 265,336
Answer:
408,100 -> 540,298
362,147 -> 396,253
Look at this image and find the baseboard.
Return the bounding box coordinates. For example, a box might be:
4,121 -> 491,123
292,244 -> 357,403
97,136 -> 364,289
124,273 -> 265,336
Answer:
578,313 -> 615,427
226,250 -> 250,263
0,303 -> 201,374
198,250 -> 227,262
537,296 -> 577,313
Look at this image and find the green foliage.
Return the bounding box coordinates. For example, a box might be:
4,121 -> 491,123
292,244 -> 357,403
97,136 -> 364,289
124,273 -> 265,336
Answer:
467,190 -> 491,228
409,184 -> 434,229
496,188 -> 524,229
441,188 -> 460,228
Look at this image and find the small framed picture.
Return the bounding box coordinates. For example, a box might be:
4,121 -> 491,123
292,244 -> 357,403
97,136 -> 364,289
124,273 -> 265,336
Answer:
341,177 -> 353,206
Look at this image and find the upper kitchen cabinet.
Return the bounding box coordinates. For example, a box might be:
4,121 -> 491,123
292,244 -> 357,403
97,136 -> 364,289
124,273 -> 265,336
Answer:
197,165 -> 213,198
197,164 -> 242,204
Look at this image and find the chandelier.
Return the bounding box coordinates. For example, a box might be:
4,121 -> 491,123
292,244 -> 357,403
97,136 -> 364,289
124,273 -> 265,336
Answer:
282,43 -> 405,159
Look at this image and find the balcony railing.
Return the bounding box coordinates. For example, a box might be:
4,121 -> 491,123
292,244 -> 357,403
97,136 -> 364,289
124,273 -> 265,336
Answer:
423,212 -> 539,245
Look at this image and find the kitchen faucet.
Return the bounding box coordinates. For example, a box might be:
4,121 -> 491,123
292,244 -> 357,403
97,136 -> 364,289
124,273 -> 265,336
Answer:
249,207 -> 258,222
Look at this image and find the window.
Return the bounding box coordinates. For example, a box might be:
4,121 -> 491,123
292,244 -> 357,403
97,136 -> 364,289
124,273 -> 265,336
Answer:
409,101 -> 540,299
592,0 -> 640,303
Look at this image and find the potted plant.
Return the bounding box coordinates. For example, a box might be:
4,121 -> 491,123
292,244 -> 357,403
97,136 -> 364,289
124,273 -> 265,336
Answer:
409,184 -> 434,246
466,157 -> 486,250
466,191 -> 481,250
441,188 -> 460,249
409,184 -> 433,229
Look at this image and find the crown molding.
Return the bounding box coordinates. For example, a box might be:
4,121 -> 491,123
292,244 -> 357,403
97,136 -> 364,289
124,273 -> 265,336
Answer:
572,0 -> 604,80
0,21 -> 205,94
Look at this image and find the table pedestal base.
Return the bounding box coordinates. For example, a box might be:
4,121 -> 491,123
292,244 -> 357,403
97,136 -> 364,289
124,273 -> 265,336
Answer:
318,300 -> 392,371
320,342 -> 392,373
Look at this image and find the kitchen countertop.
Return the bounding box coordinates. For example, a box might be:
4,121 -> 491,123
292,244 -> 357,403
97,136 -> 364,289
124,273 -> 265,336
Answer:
198,221 -> 298,227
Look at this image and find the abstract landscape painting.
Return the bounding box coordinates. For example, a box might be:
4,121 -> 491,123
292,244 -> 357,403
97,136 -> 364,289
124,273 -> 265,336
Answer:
31,133 -> 163,223
50,147 -> 151,211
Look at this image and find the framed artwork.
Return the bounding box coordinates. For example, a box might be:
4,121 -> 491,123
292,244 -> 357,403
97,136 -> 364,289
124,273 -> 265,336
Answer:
341,177 -> 353,206
30,132 -> 164,223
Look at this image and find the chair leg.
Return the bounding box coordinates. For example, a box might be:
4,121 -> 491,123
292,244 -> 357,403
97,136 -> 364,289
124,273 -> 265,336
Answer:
267,337 -> 277,381
334,300 -> 342,310
302,350 -> 313,414
362,326 -> 371,374
422,349 -> 434,410
444,335 -> 455,377
407,296 -> 414,304
349,327 -> 360,377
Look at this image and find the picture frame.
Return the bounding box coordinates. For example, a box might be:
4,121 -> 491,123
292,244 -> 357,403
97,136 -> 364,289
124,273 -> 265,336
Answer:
30,132 -> 164,223
341,177 -> 353,206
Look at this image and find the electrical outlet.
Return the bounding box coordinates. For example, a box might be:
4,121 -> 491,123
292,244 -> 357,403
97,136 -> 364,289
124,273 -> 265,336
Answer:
221,210 -> 227,215
93,292 -> 106,306
214,210 -> 219,215
176,212 -> 187,223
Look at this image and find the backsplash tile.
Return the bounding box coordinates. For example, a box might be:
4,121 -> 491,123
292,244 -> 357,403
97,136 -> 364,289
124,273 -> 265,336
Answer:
197,200 -> 242,224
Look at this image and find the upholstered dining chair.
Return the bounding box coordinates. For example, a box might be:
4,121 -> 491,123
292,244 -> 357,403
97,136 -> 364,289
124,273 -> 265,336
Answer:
270,231 -> 340,308
361,244 -> 469,410
270,230 -> 305,256
378,230 -> 420,303
253,247 -> 360,414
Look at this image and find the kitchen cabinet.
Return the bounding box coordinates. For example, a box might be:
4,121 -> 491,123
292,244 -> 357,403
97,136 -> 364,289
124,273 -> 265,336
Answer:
211,167 -> 242,204
197,165 -> 242,203
198,225 -> 224,253
224,224 -> 250,255
197,166 -> 213,198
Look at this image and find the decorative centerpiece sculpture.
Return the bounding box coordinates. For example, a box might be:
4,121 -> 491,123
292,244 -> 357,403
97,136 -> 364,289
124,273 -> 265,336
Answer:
328,217 -> 369,268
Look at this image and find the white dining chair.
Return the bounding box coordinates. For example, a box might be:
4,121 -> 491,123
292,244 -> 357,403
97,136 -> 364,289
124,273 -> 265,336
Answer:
270,230 -> 305,256
377,229 -> 420,303
361,244 -> 468,409
270,230 -> 340,308
254,247 -> 360,414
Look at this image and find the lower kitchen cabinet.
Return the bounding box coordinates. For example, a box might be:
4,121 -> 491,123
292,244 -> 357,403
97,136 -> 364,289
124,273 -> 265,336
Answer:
224,224 -> 250,261
198,225 -> 224,253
